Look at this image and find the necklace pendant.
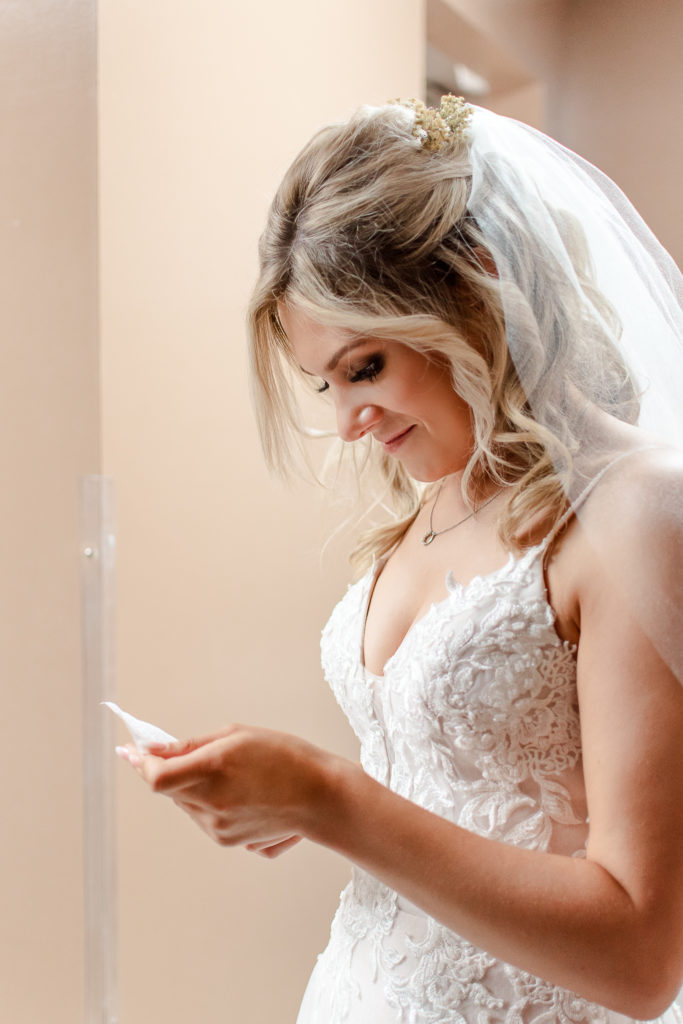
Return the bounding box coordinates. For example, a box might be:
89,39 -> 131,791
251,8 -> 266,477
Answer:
422,530 -> 436,546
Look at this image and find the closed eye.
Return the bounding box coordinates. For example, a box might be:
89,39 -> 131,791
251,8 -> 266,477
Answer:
349,354 -> 384,384
298,368 -> 329,394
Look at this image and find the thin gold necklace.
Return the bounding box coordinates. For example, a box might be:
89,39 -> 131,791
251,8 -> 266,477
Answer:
421,482 -> 501,546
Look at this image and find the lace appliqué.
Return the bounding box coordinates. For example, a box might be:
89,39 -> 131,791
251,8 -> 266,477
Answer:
304,549 -> 638,1024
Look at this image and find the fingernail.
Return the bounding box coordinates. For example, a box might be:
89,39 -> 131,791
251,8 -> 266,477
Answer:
115,746 -> 130,761
128,751 -> 141,767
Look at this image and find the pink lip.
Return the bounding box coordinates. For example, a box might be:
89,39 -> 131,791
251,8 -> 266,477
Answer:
379,425 -> 415,452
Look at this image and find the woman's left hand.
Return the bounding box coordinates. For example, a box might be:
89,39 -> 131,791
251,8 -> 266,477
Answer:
118,724 -> 338,850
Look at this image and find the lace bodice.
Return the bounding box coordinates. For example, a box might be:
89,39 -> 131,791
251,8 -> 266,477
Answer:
323,543 -> 585,854
296,542 -> 646,1024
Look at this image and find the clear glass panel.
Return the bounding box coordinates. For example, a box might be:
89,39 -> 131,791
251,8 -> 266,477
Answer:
80,476 -> 118,1024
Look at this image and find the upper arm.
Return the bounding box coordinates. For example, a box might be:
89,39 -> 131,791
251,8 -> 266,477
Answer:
574,453 -> 683,983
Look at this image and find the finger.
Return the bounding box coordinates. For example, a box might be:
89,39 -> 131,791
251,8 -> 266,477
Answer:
115,740 -> 180,762
116,743 -> 144,765
254,836 -> 303,859
144,734 -> 215,759
175,805 -> 225,842
143,740 -> 179,758
245,835 -> 295,852
161,723 -> 245,756
122,744 -> 225,802
129,719 -> 243,763
137,735 -> 236,794
172,795 -> 207,814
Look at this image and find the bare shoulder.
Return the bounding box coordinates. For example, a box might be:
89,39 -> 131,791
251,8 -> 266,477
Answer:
580,446 -> 683,564
546,446 -> 683,643
595,443 -> 683,505
571,446 -> 683,683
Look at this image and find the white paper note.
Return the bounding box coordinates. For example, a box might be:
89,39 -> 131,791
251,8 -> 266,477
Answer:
102,701 -> 177,754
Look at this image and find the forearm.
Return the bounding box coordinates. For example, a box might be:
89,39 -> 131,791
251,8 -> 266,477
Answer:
303,756 -> 675,1018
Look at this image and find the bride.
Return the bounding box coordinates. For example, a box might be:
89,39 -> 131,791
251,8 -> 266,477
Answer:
120,97 -> 683,1023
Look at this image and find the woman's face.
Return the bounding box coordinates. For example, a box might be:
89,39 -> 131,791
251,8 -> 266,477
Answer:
279,304 -> 474,482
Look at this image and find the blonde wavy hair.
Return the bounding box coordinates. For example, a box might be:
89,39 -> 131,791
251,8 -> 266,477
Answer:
248,103 -> 638,574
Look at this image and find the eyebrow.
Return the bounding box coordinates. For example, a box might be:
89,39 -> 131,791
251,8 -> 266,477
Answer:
296,337 -> 375,378
323,338 -> 372,374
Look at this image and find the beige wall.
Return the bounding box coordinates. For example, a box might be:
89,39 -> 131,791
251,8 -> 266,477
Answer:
559,0 -> 683,267
0,2 -> 98,1022
98,2 -> 424,1022
444,0 -> 683,264
3,2 -> 681,1022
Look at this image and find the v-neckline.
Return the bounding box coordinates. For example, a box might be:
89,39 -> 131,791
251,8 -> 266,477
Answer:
359,547 -> 537,681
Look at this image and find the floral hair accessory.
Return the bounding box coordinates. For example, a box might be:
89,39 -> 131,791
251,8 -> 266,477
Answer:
391,94 -> 472,152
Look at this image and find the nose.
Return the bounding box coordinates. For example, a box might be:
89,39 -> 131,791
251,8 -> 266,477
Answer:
334,396 -> 382,443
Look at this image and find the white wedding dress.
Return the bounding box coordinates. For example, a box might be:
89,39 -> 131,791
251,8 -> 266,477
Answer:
296,524 -> 683,1024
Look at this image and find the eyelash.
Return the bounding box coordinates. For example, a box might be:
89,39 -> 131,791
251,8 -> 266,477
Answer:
350,355 -> 384,383
316,354 -> 385,394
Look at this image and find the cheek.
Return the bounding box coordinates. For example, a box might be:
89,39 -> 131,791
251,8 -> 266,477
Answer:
392,359 -> 444,404
430,383 -> 474,441
414,372 -> 465,418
